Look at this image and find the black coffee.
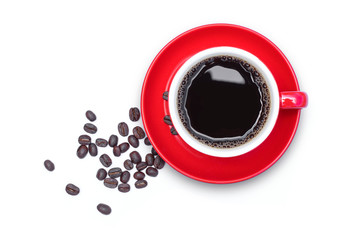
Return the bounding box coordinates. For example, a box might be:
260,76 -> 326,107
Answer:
177,55 -> 270,148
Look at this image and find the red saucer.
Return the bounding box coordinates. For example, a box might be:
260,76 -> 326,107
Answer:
141,24 -> 301,184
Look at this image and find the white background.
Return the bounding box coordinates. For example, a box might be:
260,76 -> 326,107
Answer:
0,0 -> 359,239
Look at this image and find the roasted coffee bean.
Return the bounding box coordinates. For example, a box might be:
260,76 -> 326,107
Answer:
133,126 -> 145,139
123,159 -> 133,170
129,151 -> 141,164
136,162 -> 147,171
108,167 -> 122,178
145,153 -> 154,166
133,171 -> 145,180
118,122 -> 129,137
96,168 -> 107,180
129,107 -> 140,122
97,203 -> 111,215
144,137 -> 151,146
118,183 -> 130,193
89,143 -> 98,156
85,110 -> 96,122
120,171 -> 130,183
84,123 -> 97,134
146,167 -> 158,177
99,154 -> 112,167
151,147 -> 158,156
78,135 -> 91,145
65,183 -> 80,196
170,127 -> 178,135
77,145 -> 88,159
96,138 -> 108,147
154,155 -> 165,169
108,135 -> 118,147
135,180 -> 148,189
163,115 -> 172,125
44,159 -> 55,171
113,146 -> 121,157
128,135 -> 139,148
104,178 -> 118,188
119,142 -> 130,153
162,91 -> 169,101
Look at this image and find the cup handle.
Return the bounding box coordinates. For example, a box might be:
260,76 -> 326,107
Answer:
280,91 -> 308,109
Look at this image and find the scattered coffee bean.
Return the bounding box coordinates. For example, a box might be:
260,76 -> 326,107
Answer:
128,135 -> 139,148
129,151 -> 141,164
84,123 -> 97,134
108,135 -> 118,147
96,138 -> 108,147
104,178 -> 118,188
123,159 -> 133,170
163,115 -> 172,125
145,153 -> 154,166
170,127 -> 178,135
108,167 -> 122,178
135,180 -> 147,189
118,122 -> 129,137
85,110 -> 97,122
78,135 -> 91,145
151,148 -> 158,156
97,203 -> 111,215
77,145 -> 88,159
136,162 -> 147,171
96,168 -> 107,180
120,171 -> 130,183
44,159 -> 55,171
89,143 -> 98,156
162,91 -> 169,101
99,154 -> 112,168
65,183 -> 80,196
146,167 -> 158,177
133,126 -> 145,139
144,137 -> 151,146
154,155 -> 165,169
113,146 -> 121,157
133,171 -> 145,180
129,107 -> 140,122
119,142 -> 130,153
118,183 -> 130,193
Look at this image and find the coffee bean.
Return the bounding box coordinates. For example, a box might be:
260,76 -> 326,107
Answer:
108,167 -> 122,178
154,155 -> 165,169
170,127 -> 178,135
145,153 -> 154,166
97,203 -> 111,215
133,171 -> 145,180
135,180 -> 147,189
113,146 -> 121,157
65,183 -> 80,196
146,167 -> 158,177
85,110 -> 96,122
89,143 -> 98,156
118,122 -> 129,137
84,123 -> 97,134
104,178 -> 118,188
108,135 -> 118,147
96,138 -> 108,147
129,107 -> 140,122
120,171 -> 130,183
123,159 -> 133,170
78,135 -> 91,145
151,147 -> 158,156
128,135 -> 139,148
144,137 -> 151,146
77,145 -> 88,159
136,162 -> 147,171
162,91 -> 169,101
118,183 -> 130,193
119,142 -> 130,153
129,151 -> 141,164
96,168 -> 107,180
44,159 -> 55,171
99,154 -> 112,168
163,115 -> 172,125
133,126 -> 145,139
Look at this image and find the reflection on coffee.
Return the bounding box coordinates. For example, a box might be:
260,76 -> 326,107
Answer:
177,55 -> 270,148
